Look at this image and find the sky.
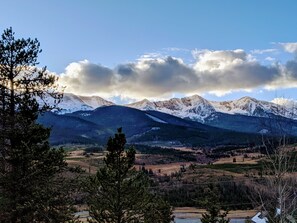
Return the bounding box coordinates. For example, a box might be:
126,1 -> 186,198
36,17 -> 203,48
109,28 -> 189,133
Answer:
1,0 -> 297,104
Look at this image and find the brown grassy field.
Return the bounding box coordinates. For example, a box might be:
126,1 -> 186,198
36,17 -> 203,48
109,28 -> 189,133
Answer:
174,207 -> 257,219
214,152 -> 263,165
65,147 -> 264,176
135,162 -> 190,175
66,149 -> 105,174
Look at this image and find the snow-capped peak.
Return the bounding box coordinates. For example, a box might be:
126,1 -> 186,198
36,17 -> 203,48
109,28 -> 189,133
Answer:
54,93 -> 114,114
210,96 -> 283,117
127,99 -> 157,110
127,95 -> 216,122
79,95 -> 114,109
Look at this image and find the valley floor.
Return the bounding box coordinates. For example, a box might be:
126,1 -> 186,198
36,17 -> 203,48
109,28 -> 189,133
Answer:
66,144 -> 297,222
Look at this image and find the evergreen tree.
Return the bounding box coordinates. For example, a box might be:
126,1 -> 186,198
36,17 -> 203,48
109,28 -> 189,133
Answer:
201,205 -> 229,223
143,196 -> 174,223
0,27 -> 75,222
201,186 -> 230,223
86,128 -> 173,223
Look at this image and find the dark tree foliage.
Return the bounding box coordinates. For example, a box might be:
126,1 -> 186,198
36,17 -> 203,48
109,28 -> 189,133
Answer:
201,186 -> 230,223
0,28 -> 76,222
86,128 -> 173,223
143,196 -> 174,223
162,181 -> 253,210
201,206 -> 229,223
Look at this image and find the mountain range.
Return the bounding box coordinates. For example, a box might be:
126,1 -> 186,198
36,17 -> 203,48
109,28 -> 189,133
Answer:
38,93 -> 297,146
58,93 -> 297,121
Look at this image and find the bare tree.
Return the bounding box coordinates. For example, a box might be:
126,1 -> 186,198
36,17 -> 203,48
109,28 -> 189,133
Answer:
253,102 -> 297,223
257,141 -> 297,223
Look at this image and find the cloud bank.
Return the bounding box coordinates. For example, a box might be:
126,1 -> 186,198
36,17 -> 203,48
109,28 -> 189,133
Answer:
59,45 -> 297,99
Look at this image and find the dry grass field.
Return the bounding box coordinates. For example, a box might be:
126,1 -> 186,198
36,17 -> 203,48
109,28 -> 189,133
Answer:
65,147 -> 265,176
174,207 -> 257,219
214,152 -> 263,165
66,149 -> 105,174
135,162 -> 190,175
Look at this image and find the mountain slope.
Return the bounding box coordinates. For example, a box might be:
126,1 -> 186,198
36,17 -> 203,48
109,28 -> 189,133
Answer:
38,112 -> 107,144
203,112 -> 297,136
38,106 -> 259,146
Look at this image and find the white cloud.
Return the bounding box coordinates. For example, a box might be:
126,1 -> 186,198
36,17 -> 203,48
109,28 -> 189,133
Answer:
139,52 -> 163,60
265,57 -> 276,61
272,97 -> 294,105
192,49 -> 247,71
251,49 -> 278,54
57,48 -> 297,100
279,42 -> 297,54
208,90 -> 233,97
163,47 -> 190,52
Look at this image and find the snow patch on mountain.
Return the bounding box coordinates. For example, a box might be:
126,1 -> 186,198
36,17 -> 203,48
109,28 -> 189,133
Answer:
145,114 -> 167,123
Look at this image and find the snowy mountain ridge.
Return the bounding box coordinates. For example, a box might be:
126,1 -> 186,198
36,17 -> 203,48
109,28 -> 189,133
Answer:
48,93 -> 297,122
127,95 -> 297,122
127,95 -> 216,122
54,93 -> 114,114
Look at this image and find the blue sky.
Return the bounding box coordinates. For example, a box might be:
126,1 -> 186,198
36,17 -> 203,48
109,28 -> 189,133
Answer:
1,0 -> 297,103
